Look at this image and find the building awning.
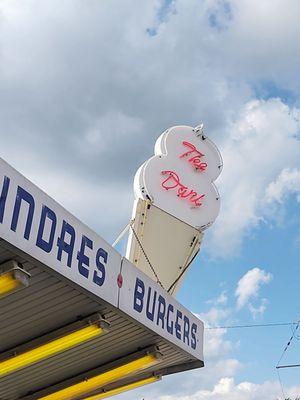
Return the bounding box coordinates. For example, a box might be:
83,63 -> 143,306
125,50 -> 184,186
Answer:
0,158 -> 204,400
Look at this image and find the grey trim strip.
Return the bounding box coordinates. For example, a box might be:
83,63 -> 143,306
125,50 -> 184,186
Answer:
157,359 -> 204,375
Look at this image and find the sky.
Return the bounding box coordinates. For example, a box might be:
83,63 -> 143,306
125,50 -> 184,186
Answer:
0,0 -> 299,399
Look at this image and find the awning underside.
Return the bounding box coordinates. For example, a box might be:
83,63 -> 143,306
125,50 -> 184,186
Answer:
0,240 -> 201,400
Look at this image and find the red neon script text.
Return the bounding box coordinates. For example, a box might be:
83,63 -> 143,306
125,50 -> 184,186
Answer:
161,170 -> 205,207
180,141 -> 207,171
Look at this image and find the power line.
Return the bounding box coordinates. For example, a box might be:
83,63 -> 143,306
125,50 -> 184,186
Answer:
275,320 -> 300,400
277,369 -> 286,400
206,322 -> 298,330
276,321 -> 299,367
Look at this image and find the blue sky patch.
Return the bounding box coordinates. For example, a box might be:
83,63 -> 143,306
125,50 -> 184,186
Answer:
253,80 -> 296,106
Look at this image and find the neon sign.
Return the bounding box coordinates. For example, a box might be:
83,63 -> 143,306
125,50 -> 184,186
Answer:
179,141 -> 207,172
133,125 -> 222,229
161,170 -> 205,207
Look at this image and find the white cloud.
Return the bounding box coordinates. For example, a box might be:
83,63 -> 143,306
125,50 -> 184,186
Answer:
206,291 -> 228,306
218,0 -> 300,92
265,168 -> 300,204
159,377 -> 300,400
199,306 -> 230,327
197,307 -> 233,359
22,164 -> 134,244
0,1 -> 299,256
81,111 -> 145,155
208,98 -> 300,257
235,268 -> 272,310
248,298 -> 268,319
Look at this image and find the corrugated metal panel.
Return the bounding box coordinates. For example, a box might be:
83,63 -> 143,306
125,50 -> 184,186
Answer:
0,240 -> 198,400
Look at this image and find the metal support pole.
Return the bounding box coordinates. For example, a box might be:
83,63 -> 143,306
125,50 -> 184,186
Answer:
276,364 -> 300,369
112,221 -> 131,247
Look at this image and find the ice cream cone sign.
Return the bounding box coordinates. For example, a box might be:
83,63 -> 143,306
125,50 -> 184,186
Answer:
134,124 -> 222,230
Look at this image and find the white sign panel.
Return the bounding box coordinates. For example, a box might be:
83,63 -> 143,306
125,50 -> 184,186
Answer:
134,125 -> 222,229
0,158 -> 121,307
119,258 -> 204,361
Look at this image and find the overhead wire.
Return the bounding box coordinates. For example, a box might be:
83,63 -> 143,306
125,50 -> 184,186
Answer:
206,322 -> 298,330
129,221 -> 164,289
167,249 -> 199,293
277,368 -> 286,400
276,320 -> 299,367
206,320 -> 299,400
275,320 -> 299,400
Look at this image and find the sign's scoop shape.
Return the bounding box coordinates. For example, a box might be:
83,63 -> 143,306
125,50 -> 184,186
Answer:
126,125 -> 222,296
134,125 -> 222,229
